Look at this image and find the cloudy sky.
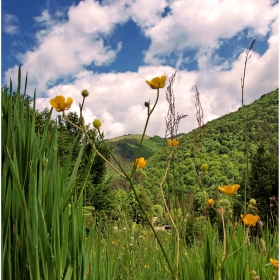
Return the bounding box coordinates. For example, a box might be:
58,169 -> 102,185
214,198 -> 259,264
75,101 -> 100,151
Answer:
2,0 -> 279,139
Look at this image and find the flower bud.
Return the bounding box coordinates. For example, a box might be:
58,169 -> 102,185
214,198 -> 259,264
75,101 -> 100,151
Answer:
249,198 -> 256,205
247,204 -> 254,209
93,119 -> 101,129
201,163 -> 208,172
81,89 -> 89,97
250,270 -> 257,276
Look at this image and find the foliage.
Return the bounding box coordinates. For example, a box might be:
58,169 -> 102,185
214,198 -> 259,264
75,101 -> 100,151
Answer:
107,134 -> 165,162
249,143 -> 278,226
143,89 -> 278,213
1,73 -> 100,279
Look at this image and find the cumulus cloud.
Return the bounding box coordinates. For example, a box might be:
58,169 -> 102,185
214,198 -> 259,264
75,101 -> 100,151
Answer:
3,13 -> 20,35
143,0 -> 278,67
3,0 -> 278,139
4,0 -> 130,93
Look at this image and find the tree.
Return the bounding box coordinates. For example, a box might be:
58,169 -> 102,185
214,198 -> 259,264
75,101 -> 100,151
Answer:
248,143 -> 278,223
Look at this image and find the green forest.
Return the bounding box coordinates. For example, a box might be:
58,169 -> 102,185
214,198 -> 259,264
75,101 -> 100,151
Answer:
101,89 -> 278,226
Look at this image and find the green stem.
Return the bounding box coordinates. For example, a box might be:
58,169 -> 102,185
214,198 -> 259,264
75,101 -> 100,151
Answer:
63,113 -> 126,178
130,89 -> 160,178
214,216 -> 238,280
158,149 -> 179,278
97,128 -> 130,179
126,176 -> 176,278
241,44 -> 253,213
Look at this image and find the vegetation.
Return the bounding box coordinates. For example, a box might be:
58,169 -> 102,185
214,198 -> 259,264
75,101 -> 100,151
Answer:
107,134 -> 164,162
2,40 -> 279,279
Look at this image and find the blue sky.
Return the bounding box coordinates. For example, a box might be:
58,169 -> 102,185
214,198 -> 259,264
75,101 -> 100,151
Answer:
2,0 -> 279,138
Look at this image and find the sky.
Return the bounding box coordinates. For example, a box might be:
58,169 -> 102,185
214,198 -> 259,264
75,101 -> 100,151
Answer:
1,0 -> 279,139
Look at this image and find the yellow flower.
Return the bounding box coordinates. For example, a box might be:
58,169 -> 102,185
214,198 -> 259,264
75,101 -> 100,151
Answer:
133,157 -> 147,169
145,75 -> 166,89
50,95 -> 73,112
270,258 -> 279,269
168,139 -> 179,147
218,184 -> 240,195
207,198 -> 215,207
242,214 -> 259,227
93,119 -> 102,129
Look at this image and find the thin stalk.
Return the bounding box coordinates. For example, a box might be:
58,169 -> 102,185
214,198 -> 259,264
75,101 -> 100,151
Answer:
126,175 -> 176,278
63,113 -> 126,178
158,149 -> 180,278
97,128 -> 131,179
130,89 -> 160,178
214,216 -> 239,280
241,39 -> 255,213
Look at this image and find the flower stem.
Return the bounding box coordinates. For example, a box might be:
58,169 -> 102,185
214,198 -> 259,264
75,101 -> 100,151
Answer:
63,113 -> 126,178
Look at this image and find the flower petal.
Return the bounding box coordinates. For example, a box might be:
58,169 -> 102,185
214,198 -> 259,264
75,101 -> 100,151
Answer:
65,97 -> 73,109
160,75 -> 166,87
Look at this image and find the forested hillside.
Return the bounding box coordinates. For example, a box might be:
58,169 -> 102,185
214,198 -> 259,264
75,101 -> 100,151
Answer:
106,134 -> 164,161
139,89 -> 278,209
110,89 -> 278,222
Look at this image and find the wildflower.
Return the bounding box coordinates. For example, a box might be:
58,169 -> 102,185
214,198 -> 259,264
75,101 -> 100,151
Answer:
50,95 -> 73,112
93,119 -> 101,129
270,258 -> 279,269
145,75 -> 166,89
81,89 -> 89,97
168,139 -> 179,147
207,198 -> 214,207
201,163 -> 209,172
242,214 -> 259,227
133,157 -> 147,169
218,184 -> 240,195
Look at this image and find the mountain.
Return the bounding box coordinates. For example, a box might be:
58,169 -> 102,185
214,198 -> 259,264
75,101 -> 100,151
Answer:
142,89 -> 278,196
106,134 -> 166,162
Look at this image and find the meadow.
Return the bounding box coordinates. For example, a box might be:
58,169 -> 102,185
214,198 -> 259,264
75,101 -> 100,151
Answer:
2,41 -> 278,280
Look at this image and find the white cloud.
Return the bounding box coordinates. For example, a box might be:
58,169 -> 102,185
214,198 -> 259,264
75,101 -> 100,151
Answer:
3,13 -> 20,35
3,0 -> 278,139
4,0 -> 131,93
143,0 -> 278,67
